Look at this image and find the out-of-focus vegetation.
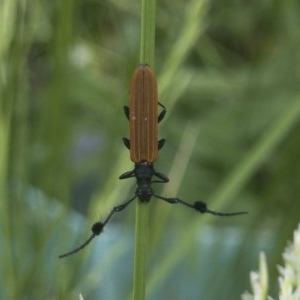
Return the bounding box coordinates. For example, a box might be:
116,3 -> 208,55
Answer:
242,223 -> 300,300
1,0 -> 300,299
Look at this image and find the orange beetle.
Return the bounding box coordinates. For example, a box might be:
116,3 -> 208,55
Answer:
59,64 -> 247,259
123,64 -> 165,163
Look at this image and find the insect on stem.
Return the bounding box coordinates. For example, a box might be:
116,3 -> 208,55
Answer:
59,64 -> 247,258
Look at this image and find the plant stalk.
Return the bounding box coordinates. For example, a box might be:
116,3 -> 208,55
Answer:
132,0 -> 156,299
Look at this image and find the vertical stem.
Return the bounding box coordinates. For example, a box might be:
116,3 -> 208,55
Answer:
132,0 -> 156,299
133,202 -> 149,300
140,0 -> 156,65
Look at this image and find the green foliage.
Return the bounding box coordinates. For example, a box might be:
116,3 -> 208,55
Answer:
1,0 -> 300,299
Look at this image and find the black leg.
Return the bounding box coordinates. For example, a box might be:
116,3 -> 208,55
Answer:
158,102 -> 166,123
158,138 -> 166,150
152,171 -> 169,183
124,106 -> 130,120
122,137 -> 130,149
119,169 -> 135,180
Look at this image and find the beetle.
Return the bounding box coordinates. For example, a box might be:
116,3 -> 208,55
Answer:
59,65 -> 247,258
122,64 -> 166,163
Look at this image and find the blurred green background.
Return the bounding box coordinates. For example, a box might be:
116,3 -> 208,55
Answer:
1,0 -> 300,299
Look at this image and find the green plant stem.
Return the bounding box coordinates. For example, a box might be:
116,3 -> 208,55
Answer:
139,0 -> 156,65
132,0 -> 156,299
133,201 -> 149,300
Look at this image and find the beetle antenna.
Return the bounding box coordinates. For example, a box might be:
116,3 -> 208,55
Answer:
59,221 -> 104,258
153,195 -> 247,217
59,233 -> 97,258
193,201 -> 248,216
59,196 -> 137,258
